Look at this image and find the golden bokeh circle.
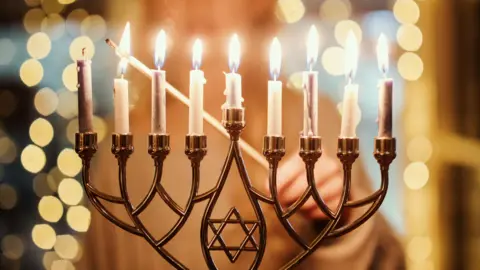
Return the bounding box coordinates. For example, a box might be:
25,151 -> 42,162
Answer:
398,52 -> 423,81
47,166 -> 65,192
25,0 -> 41,7
21,144 -> 46,173
334,20 -> 362,47
0,39 -> 16,65
407,236 -> 432,261
275,0 -> 306,24
319,0 -> 351,22
20,59 -> 44,87
38,196 -> 64,223
393,0 -> 420,24
24,8 -> 46,34
407,136 -> 433,162
66,117 -> 107,145
69,36 -> 95,61
404,162 -> 429,190
33,173 -> 55,197
57,148 -> 82,177
58,178 -> 83,206
41,0 -> 64,14
62,63 -> 78,91
27,32 -> 51,59
41,13 -> 65,40
66,9 -> 89,36
286,72 -> 303,91
321,46 -> 345,76
56,90 -> 78,119
35,87 -> 59,116
0,184 -> 17,210
0,136 -> 17,164
81,15 -> 107,42
67,206 -> 91,232
54,235 -> 80,260
397,24 -> 423,52
32,224 -> 56,250
59,0 -> 76,4
52,260 -> 76,270
43,251 -> 60,269
29,118 -> 54,147
0,90 -> 18,117
1,235 -> 24,260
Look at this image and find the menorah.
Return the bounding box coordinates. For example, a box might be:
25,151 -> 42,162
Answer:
75,107 -> 396,269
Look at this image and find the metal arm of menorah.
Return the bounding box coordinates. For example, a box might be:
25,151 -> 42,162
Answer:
74,107 -> 396,270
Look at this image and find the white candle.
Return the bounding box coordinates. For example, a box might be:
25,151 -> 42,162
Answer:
114,60 -> 130,134
340,31 -> 360,138
189,39 -> 204,135
151,30 -> 167,134
267,37 -> 282,136
77,55 -> 93,132
224,34 -> 243,108
376,34 -> 393,138
303,25 -> 320,136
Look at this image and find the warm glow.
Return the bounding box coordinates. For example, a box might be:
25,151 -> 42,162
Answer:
344,31 -> 358,81
229,34 -> 241,72
155,30 -> 166,69
377,34 -> 389,74
117,22 -> 131,75
192,39 -> 202,70
269,37 -> 281,80
306,25 -> 319,69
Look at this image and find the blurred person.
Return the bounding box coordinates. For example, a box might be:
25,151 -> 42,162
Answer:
79,0 -> 404,269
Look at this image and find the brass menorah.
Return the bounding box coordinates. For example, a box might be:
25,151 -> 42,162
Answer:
75,107 -> 396,269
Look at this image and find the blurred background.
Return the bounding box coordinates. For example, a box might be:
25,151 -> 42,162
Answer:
0,0 -> 471,269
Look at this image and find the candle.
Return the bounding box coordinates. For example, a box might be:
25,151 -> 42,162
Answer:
267,37 -> 282,136
376,34 -> 393,138
340,31 -> 359,138
151,30 -> 167,134
303,25 -> 319,136
77,49 -> 93,133
189,39 -> 205,135
113,23 -> 130,134
224,34 -> 243,109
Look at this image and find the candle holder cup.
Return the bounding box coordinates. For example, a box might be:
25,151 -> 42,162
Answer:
75,108 -> 396,269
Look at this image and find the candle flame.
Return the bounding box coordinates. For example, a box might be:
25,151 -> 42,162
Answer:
269,37 -> 281,80
229,34 -> 241,73
344,31 -> 358,81
117,22 -> 131,76
306,25 -> 319,69
155,30 -> 167,69
192,39 -> 202,70
376,33 -> 389,75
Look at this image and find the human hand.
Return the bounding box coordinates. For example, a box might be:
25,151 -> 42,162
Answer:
267,153 -> 343,220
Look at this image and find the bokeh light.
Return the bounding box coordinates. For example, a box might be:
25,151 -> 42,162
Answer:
56,90 -> 78,119
27,32 -> 51,59
29,118 -> 54,147
41,13 -> 66,40
69,36 -> 95,61
319,0 -> 351,22
0,90 -> 18,117
24,8 -> 46,34
32,224 -> 56,250
57,148 -> 82,177
52,260 -> 76,270
404,162 -> 429,190
62,63 -> 78,91
321,46 -> 345,76
407,236 -> 432,261
21,144 -> 46,173
54,235 -> 80,260
0,136 -> 17,164
393,0 -> 420,24
1,235 -> 24,260
398,52 -> 424,81
25,0 -> 41,7
43,251 -> 61,270
407,136 -> 432,162
35,87 -> 59,116
0,39 -> 16,65
397,24 -> 423,51
286,72 -> 303,91
275,0 -> 305,24
58,178 -> 83,206
66,9 -> 89,37
66,116 -> 107,144
47,166 -> 65,192
20,59 -> 44,87
38,196 -> 64,223
33,173 -> 55,197
0,184 -> 18,210
59,0 -> 76,4
81,15 -> 107,42
334,20 -> 362,47
41,0 -> 64,14
67,206 -> 91,232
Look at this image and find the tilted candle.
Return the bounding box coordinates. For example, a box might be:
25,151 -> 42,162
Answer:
303,25 -> 319,136
189,39 -> 205,135
267,37 -> 282,136
340,31 -> 359,138
376,34 -> 393,138
151,30 -> 167,134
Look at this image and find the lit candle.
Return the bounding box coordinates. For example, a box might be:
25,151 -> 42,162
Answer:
376,34 -> 393,138
151,30 -> 167,134
189,39 -> 205,135
340,31 -> 359,138
302,25 -> 319,136
267,37 -> 282,136
77,49 -> 93,133
224,34 -> 243,109
113,23 -> 130,134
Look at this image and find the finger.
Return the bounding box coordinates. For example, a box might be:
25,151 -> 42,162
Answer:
299,175 -> 344,217
271,155 -> 304,194
279,172 -> 308,205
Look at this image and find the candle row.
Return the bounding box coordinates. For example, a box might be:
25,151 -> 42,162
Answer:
77,23 -> 393,139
